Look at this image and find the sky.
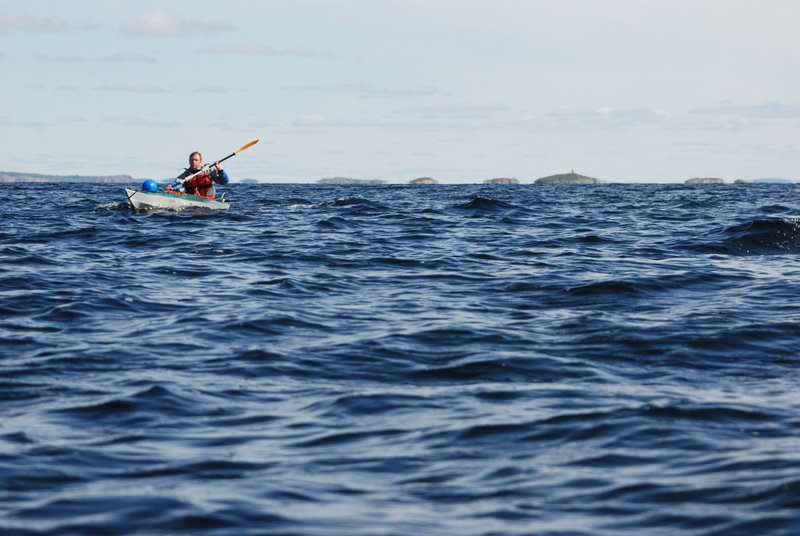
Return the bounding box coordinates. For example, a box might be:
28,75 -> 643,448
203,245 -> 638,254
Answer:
1,0 -> 799,183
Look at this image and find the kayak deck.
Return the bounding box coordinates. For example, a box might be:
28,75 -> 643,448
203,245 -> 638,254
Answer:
125,188 -> 230,212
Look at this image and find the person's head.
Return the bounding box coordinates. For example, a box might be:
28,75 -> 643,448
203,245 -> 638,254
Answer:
188,151 -> 203,171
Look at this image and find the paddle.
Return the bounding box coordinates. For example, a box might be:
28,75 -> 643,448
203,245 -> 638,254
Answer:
176,139 -> 260,184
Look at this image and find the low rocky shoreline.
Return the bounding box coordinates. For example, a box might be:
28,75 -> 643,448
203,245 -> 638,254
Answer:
0,172 -> 135,183
2,171 -> 794,185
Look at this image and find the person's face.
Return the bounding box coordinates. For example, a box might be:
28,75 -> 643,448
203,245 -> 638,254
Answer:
189,153 -> 202,171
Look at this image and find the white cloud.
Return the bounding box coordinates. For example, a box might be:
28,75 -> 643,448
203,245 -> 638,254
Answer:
402,104 -> 510,120
102,52 -> 157,64
104,114 -> 183,128
197,43 -> 317,57
284,103 -> 718,135
120,11 -> 235,37
334,80 -> 443,99
287,112 -> 471,132
537,106 -> 678,131
94,83 -> 170,93
293,114 -> 328,127
291,79 -> 445,99
56,115 -> 86,123
0,116 -> 47,127
33,52 -> 157,63
34,53 -> 85,62
692,103 -> 800,119
0,12 -> 69,33
281,98 -> 800,139
192,85 -> 236,93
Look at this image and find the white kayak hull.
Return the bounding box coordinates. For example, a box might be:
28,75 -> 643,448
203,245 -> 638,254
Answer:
125,188 -> 230,212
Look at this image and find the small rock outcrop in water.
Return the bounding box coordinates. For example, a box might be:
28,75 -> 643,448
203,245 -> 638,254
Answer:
535,172 -> 599,185
685,177 -> 725,184
409,177 -> 438,185
739,178 -> 793,184
483,178 -> 519,185
317,177 -> 386,185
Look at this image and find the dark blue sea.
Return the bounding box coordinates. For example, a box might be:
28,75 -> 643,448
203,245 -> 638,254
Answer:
1,182 -> 799,536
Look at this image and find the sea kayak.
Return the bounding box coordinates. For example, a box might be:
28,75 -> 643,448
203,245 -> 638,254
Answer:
125,188 -> 230,212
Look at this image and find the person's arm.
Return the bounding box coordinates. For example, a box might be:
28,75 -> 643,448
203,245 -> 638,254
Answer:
168,169 -> 190,190
212,161 -> 229,185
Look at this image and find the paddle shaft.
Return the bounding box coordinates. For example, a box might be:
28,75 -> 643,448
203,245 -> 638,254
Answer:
177,139 -> 259,183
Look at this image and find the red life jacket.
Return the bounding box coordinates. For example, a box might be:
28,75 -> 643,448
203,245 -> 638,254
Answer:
182,172 -> 215,198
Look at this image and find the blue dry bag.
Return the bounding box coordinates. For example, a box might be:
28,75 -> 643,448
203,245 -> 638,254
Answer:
141,179 -> 158,192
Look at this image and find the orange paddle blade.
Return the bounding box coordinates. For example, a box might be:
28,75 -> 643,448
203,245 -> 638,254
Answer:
235,139 -> 260,155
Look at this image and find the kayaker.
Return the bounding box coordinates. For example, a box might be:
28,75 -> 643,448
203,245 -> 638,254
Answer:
169,151 -> 229,198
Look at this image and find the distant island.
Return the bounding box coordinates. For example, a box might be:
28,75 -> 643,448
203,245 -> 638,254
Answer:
535,172 -> 599,185
317,177 -> 386,185
484,178 -> 519,185
0,171 -> 134,183
409,177 -> 438,185
685,177 -> 724,184
735,178 -> 793,184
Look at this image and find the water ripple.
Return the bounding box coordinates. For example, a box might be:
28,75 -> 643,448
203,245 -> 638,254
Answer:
1,183 -> 800,535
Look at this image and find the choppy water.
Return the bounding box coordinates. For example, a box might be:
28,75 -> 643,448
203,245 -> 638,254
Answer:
2,182 -> 800,536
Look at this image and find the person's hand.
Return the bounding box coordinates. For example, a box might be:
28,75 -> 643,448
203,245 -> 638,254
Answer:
214,160 -> 222,171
